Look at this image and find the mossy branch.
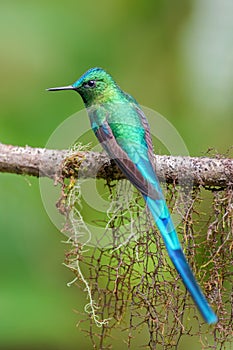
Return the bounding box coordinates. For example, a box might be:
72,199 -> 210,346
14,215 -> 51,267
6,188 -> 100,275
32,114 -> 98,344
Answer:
0,143 -> 232,187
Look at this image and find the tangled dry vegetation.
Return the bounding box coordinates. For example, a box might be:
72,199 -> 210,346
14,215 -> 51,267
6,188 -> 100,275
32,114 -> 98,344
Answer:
58,166 -> 233,350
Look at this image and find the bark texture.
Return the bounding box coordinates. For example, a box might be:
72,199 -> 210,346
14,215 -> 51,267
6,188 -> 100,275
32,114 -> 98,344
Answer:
0,143 -> 232,187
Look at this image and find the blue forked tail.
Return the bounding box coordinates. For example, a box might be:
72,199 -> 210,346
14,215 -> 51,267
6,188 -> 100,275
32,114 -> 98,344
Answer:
169,248 -> 217,324
145,196 -> 218,324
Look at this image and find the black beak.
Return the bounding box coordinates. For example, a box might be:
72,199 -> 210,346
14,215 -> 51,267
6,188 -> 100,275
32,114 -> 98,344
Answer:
46,85 -> 74,92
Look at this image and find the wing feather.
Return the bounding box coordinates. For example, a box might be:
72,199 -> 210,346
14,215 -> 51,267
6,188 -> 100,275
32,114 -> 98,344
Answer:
135,105 -> 155,168
95,120 -> 160,200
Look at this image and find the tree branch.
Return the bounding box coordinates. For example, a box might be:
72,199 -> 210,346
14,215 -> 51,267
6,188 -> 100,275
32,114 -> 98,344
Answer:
0,143 -> 232,187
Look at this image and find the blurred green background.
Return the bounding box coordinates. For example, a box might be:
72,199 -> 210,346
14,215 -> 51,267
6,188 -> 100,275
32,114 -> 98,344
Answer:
0,1 -> 232,349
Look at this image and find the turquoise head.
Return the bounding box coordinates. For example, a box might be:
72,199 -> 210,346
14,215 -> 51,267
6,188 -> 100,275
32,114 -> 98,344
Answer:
47,67 -> 121,106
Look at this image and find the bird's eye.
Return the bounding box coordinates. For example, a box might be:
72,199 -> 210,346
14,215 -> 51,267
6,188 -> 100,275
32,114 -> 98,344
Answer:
84,80 -> 96,88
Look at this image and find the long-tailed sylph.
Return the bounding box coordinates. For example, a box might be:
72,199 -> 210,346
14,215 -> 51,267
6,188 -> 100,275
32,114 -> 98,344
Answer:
48,67 -> 217,324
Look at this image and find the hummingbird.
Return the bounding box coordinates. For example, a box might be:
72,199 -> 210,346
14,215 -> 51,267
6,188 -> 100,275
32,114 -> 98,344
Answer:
47,67 -> 217,324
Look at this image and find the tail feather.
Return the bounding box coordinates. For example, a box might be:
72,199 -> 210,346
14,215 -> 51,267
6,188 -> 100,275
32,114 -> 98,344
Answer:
169,249 -> 218,324
145,196 -> 218,324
